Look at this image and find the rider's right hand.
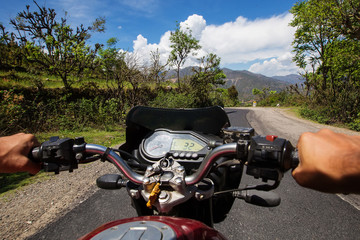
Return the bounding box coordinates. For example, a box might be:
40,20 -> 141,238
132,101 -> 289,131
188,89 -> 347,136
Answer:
292,129 -> 360,194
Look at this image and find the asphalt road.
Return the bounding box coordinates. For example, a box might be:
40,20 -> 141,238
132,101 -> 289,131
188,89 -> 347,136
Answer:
27,108 -> 360,240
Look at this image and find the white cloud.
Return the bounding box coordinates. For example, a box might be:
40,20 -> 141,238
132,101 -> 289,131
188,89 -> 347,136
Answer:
131,32 -> 172,66
129,13 -> 299,76
180,14 -> 207,39
199,13 -> 295,64
248,52 -> 300,76
129,14 -> 208,68
133,34 -> 148,50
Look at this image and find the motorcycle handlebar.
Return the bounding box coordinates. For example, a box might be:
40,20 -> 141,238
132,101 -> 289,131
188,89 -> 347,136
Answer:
85,144 -> 144,185
31,135 -> 299,185
185,143 -> 238,185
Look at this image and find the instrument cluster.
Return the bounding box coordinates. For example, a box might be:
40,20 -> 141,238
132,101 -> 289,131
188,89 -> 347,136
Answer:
139,129 -> 212,163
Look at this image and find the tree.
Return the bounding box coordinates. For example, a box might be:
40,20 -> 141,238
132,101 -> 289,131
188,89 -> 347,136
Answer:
252,87 -> 279,106
0,24 -> 23,69
124,53 -> 150,106
10,1 -> 104,89
190,53 -> 226,107
98,37 -> 129,111
98,38 -> 125,83
148,49 -> 168,85
168,23 -> 201,88
290,0 -> 337,92
323,0 -> 360,40
290,0 -> 360,123
227,86 -> 239,104
252,88 -> 266,101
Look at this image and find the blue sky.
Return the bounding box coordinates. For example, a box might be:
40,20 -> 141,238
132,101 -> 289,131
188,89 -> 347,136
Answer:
0,0 -> 300,76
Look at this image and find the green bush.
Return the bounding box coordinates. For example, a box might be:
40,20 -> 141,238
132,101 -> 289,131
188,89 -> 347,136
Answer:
348,113 -> 360,131
256,90 -> 301,107
0,87 -> 130,135
299,106 -> 331,124
0,89 -> 26,134
150,90 -> 193,108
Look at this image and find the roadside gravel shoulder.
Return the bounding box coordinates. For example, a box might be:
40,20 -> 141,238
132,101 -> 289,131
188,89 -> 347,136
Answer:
0,160 -> 118,240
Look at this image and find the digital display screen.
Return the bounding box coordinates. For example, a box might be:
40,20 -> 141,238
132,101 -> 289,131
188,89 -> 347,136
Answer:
171,138 -> 204,152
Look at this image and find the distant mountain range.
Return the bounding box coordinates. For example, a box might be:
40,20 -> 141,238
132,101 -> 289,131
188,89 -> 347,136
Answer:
271,74 -> 304,85
166,67 -> 304,100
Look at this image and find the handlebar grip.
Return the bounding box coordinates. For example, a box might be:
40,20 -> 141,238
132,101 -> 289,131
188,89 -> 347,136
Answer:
291,149 -> 299,169
28,147 -> 41,163
26,137 -> 80,173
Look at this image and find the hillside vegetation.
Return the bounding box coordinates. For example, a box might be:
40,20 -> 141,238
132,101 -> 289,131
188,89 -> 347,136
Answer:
1,0 -> 360,137
0,1 -> 244,136
288,0 -> 360,129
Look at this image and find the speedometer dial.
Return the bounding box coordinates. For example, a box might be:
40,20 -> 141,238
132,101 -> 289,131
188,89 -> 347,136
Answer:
143,132 -> 172,158
140,129 -> 209,162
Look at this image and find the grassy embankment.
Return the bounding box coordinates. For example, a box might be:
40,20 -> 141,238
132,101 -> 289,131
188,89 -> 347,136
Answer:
0,71 -> 129,196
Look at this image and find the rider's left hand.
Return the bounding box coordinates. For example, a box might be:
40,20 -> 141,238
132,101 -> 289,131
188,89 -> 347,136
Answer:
0,133 -> 41,175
